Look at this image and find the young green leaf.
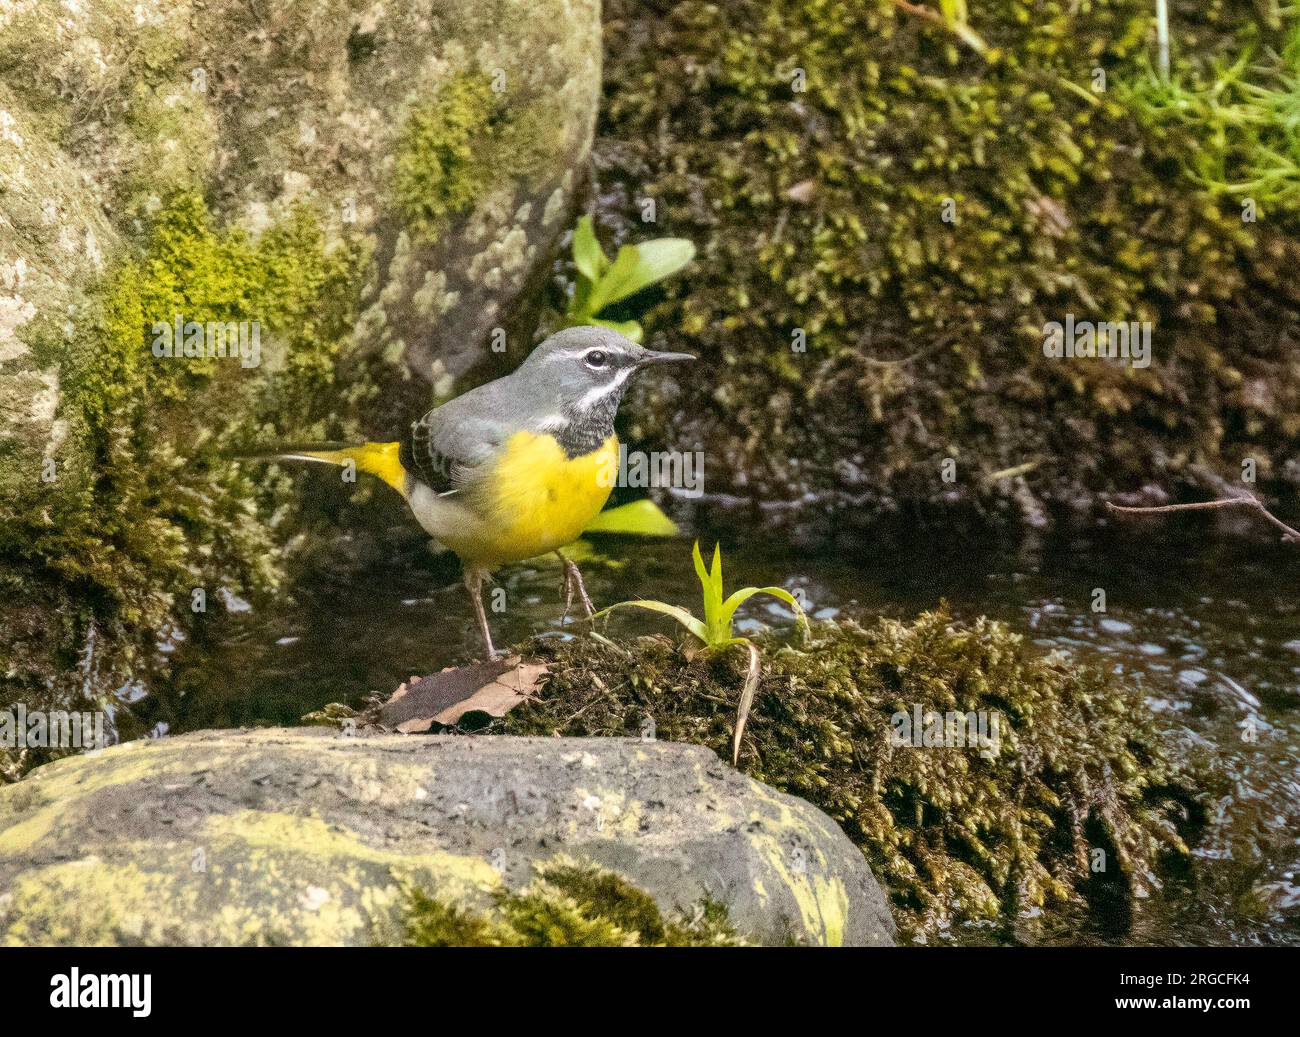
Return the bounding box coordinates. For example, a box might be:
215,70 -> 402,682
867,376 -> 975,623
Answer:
583,499 -> 680,537
691,539 -> 709,585
705,542 -> 726,641
569,274 -> 594,322
692,540 -> 715,634
585,238 -> 696,313
571,215 -> 607,282
626,237 -> 696,288
709,542 -> 724,613
717,585 -> 809,640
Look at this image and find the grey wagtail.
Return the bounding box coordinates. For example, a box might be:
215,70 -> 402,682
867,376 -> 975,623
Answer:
256,326 -> 694,658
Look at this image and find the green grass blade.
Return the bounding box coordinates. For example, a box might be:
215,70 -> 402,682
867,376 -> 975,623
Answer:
593,599 -> 708,643
708,542 -> 726,642
691,539 -> 708,585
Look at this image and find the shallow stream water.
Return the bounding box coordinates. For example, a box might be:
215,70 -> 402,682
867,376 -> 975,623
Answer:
118,522 -> 1300,946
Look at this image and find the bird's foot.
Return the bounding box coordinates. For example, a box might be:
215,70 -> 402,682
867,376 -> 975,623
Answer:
557,552 -> 596,626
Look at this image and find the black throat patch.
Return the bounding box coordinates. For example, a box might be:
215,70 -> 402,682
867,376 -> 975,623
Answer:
552,387 -> 625,458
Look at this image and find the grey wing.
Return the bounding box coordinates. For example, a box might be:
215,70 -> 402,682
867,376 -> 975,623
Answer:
399,387 -> 513,495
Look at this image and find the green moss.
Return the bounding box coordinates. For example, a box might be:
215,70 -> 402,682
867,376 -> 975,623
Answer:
502,610 -> 1197,940
399,857 -> 742,947
596,0 -> 1300,530
401,893 -> 505,947
393,75 -> 497,236
392,72 -> 550,240
534,860 -> 667,942
0,193 -> 368,741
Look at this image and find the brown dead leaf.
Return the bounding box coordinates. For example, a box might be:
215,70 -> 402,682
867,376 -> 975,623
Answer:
378,656 -> 547,732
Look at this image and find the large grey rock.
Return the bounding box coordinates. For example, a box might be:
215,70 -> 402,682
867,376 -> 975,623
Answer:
0,729 -> 897,946
0,0 -> 601,397
0,0 -> 601,492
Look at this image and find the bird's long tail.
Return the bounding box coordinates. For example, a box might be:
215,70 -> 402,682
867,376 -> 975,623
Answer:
241,442 -> 407,496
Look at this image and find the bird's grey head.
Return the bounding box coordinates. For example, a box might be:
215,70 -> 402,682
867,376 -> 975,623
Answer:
517,326 -> 694,419
512,326 -> 694,457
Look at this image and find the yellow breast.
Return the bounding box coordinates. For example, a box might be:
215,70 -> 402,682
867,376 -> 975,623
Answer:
452,431 -> 618,565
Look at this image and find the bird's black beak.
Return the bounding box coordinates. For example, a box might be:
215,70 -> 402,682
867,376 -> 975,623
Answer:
636,349 -> 697,366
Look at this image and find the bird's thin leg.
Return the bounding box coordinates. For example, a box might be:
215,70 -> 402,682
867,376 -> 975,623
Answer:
463,567 -> 497,660
559,558 -> 574,626
555,550 -> 595,623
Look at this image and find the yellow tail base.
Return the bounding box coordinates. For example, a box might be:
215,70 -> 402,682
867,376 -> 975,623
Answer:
274,442 -> 406,496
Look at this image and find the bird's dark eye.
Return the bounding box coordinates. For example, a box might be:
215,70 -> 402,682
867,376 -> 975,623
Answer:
584,349 -> 609,368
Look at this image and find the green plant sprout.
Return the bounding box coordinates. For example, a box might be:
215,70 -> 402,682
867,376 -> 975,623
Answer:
565,215 -> 695,343
595,541 -> 809,764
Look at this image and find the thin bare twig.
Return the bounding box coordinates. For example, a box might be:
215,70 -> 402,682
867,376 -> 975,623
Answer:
732,642 -> 761,767
985,460 -> 1043,483
1155,0 -> 1171,81
1105,496 -> 1300,543
891,0 -> 991,56
892,0 -> 946,29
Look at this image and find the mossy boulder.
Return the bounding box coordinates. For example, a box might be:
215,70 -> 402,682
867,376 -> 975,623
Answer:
0,0 -> 601,732
0,729 -> 896,946
597,0 -> 1300,539
502,611 -> 1198,941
